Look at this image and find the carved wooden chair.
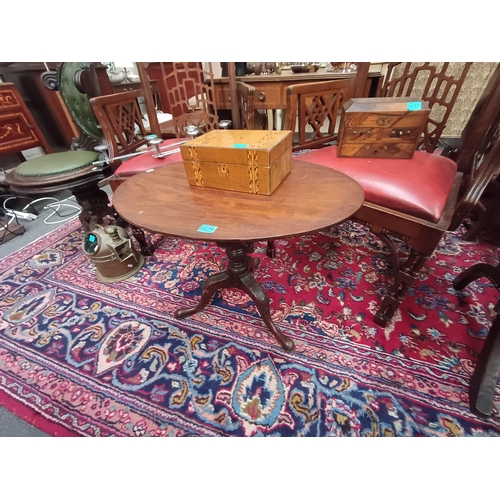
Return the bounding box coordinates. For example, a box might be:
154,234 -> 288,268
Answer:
89,89 -> 185,192
284,79 -> 354,151
291,65 -> 500,327
380,62 -> 472,153
4,62 -> 153,255
447,64 -> 500,240
136,62 -> 255,137
92,64 -> 256,191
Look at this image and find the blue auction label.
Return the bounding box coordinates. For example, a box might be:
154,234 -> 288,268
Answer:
197,224 -> 218,233
407,101 -> 422,111
232,144 -> 248,148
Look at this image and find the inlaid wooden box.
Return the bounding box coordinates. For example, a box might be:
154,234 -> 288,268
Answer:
338,97 -> 431,159
180,129 -> 293,195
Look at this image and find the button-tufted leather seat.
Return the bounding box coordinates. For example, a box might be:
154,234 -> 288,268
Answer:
297,145 -> 458,223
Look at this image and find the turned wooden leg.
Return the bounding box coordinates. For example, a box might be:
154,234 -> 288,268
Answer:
266,240 -> 276,258
174,241 -> 294,351
131,226 -> 154,256
375,249 -> 427,327
114,213 -> 155,256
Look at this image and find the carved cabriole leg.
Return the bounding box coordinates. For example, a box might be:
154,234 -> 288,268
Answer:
469,314 -> 500,416
174,241 -> 295,351
72,182 -> 115,233
453,263 -> 500,297
239,272 -> 295,352
367,213 -> 427,326
174,269 -> 233,318
453,263 -> 500,416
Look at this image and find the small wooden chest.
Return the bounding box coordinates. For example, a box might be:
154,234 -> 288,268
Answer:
180,129 -> 293,195
338,97 -> 431,159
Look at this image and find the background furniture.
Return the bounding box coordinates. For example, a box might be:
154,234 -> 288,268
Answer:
284,79 -> 354,151
295,65 -> 500,326
4,64 -> 112,231
453,261 -> 500,416
213,63 -> 380,113
0,83 -> 51,158
0,62 -> 71,152
89,89 -> 184,191
379,62 -> 472,153
113,160 -> 365,352
136,62 -> 255,136
4,63 -> 152,254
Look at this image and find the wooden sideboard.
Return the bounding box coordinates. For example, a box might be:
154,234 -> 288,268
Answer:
213,68 -> 383,111
0,82 -> 51,157
0,62 -> 77,153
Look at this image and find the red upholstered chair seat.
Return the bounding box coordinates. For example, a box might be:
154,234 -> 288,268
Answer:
115,138 -> 184,178
298,145 -> 458,223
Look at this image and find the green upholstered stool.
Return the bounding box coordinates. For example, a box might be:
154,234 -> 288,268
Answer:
14,151 -> 99,177
5,63 -> 153,255
6,150 -> 115,233
4,62 -> 118,235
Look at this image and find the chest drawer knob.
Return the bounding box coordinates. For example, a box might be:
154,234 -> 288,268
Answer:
259,92 -> 266,101
377,117 -> 391,126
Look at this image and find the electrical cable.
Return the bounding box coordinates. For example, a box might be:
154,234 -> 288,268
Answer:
21,196 -> 82,225
0,214 -> 23,244
2,194 -> 82,225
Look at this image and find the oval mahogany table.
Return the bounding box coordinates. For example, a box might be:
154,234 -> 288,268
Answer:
113,160 -> 364,351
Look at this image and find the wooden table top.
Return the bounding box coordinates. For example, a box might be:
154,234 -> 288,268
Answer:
113,160 -> 364,242
213,68 -> 382,84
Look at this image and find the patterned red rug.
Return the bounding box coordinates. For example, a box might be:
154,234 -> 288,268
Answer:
1,218 -> 499,436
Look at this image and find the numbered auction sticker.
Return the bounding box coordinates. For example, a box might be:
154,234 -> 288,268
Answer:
197,224 -> 218,233
407,102 -> 422,111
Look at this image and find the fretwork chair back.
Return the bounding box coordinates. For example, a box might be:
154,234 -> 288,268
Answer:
292,65 -> 500,327
136,62 -> 255,137
284,79 -> 355,151
380,62 -> 472,153
90,89 -> 186,192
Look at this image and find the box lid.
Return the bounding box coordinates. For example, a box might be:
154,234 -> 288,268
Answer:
343,97 -> 430,113
180,129 -> 293,166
